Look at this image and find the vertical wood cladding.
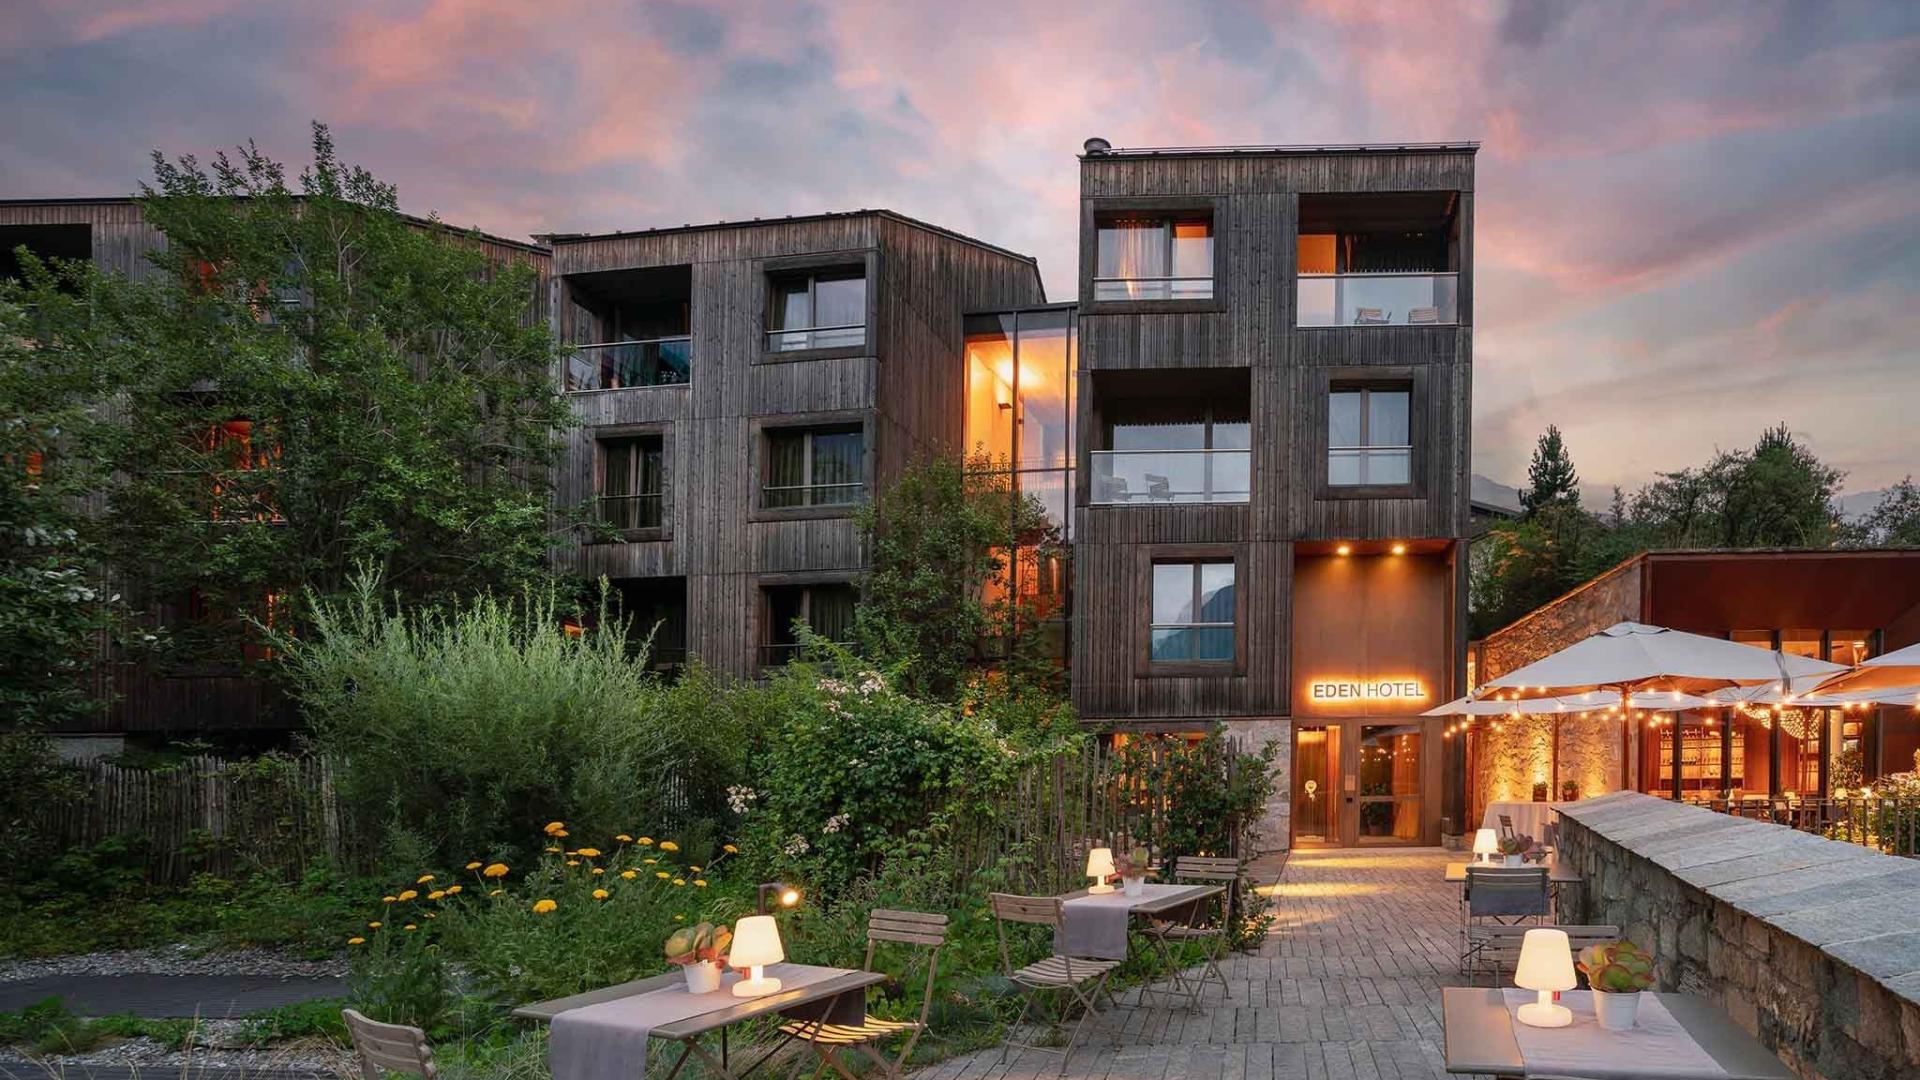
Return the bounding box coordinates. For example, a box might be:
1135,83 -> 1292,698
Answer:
551,212 -> 1043,679
1071,148 -> 1475,725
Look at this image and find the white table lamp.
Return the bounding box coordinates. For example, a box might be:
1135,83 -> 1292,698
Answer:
1085,847 -> 1116,895
729,914 -> 785,997
1473,828 -> 1499,864
1514,928 -> 1576,1028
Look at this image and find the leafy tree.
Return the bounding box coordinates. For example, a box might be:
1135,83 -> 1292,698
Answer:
1841,477 -> 1920,548
10,124 -> 569,672
1626,424 -> 1842,549
1520,425 -> 1580,513
853,455 -> 1061,700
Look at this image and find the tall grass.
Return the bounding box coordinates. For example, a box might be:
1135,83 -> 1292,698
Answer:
283,572 -> 746,870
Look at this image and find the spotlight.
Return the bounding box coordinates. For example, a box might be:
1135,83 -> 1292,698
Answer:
756,882 -> 802,915
1335,543 -> 1352,556
1390,542 -> 1407,556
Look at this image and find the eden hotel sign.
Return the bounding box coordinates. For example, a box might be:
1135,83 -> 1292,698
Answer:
1306,678 -> 1429,704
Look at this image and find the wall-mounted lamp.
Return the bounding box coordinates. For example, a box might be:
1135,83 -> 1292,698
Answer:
756,881 -> 802,916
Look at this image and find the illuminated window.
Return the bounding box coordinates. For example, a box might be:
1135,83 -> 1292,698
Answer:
1828,631 -> 1873,666
762,425 -> 864,509
767,269 -> 866,351
1149,560 -> 1235,663
1094,214 -> 1213,301
1328,385 -> 1411,486
597,436 -> 664,531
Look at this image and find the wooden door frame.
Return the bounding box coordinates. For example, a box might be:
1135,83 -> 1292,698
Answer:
1292,716 -> 1443,848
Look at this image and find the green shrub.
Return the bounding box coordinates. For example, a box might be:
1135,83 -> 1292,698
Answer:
284,571 -> 748,868
0,997 -> 198,1054
240,998 -> 350,1045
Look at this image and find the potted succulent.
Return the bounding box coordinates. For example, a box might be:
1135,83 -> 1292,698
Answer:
665,921 -> 732,994
1497,832 -> 1533,867
1577,940 -> 1655,1030
1120,847 -> 1151,898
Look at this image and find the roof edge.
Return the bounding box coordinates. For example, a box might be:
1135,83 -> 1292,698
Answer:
1081,141 -> 1479,160
538,208 -> 1039,268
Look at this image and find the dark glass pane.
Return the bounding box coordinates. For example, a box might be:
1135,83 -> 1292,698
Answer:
770,279 -> 808,331
808,585 -> 858,642
1152,563 -> 1193,624
1198,563 -> 1235,622
1329,390 -> 1363,447
810,429 -> 864,505
764,431 -> 806,508
1190,626 -> 1234,661
813,275 -> 865,329
1150,627 -> 1191,661
1368,390 -> 1410,446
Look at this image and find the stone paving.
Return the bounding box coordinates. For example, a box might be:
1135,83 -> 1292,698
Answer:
919,847 -> 1479,1080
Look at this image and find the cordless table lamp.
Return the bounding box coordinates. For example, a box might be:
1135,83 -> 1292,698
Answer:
1514,928 -> 1576,1028
1085,847 -> 1116,895
729,914 -> 785,997
1473,828 -> 1499,864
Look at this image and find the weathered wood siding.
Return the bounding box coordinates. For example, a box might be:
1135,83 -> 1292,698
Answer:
551,212 -> 1043,679
1071,149 -> 1474,727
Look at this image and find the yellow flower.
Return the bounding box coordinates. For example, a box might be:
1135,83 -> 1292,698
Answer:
659,841 -> 680,853
655,871 -> 670,879
544,821 -> 567,836
545,846 -> 562,853
446,885 -> 463,895
637,837 -> 655,846
688,865 -> 701,873
403,924 -> 418,932
397,890 -> 418,902
489,889 -> 503,897
416,874 -> 434,884
723,844 -> 739,854
554,829 -> 569,838
672,878 -> 685,887
532,899 -> 558,914
576,847 -> 602,858
465,861 -> 483,870
348,936 -> 366,945
424,912 -> 436,920
592,889 -> 609,901
615,834 -> 633,843
428,890 -> 446,901
620,870 -> 638,880
644,858 -> 658,865
483,863 -> 509,878
693,879 -> 707,888
566,860 -> 580,867
382,895 -> 397,904
368,921 -> 382,929
673,914 -> 685,921
591,867 -> 605,876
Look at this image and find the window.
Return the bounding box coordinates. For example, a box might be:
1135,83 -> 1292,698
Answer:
1328,386 -> 1411,486
598,436 -> 665,530
1096,397 -> 1251,504
762,583 -> 858,666
1149,560 -> 1235,663
763,424 -> 864,509
767,269 -> 866,352
1094,215 -> 1213,300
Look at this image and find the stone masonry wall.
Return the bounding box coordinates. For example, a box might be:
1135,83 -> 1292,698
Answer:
1226,718 -> 1290,854
1557,792 -> 1920,1080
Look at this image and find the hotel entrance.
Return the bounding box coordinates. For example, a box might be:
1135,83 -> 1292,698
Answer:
1291,718 -> 1436,847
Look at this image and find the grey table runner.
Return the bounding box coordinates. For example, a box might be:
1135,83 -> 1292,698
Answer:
1055,884 -> 1209,960
549,963 -> 856,1080
1500,989 -> 1729,1080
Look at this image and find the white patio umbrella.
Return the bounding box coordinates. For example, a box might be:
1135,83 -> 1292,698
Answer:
1706,675 -> 1836,708
1809,640 -> 1920,697
1475,622 -> 1847,791
1797,684 -> 1920,709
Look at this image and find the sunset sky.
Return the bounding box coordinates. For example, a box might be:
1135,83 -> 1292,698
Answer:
5,1 -> 1916,496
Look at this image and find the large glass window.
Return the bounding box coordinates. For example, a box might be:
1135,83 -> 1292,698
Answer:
1328,386 -> 1411,486
762,583 -> 858,666
1149,560 -> 1235,663
1094,215 -> 1213,300
767,269 -> 866,351
598,435 -> 665,530
1095,398 -> 1250,505
763,425 -> 864,509
1358,725 -> 1422,840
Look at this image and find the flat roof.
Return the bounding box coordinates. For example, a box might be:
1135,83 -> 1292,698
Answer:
0,196 -> 551,257
1081,141 -> 1479,160
539,208 -> 1039,268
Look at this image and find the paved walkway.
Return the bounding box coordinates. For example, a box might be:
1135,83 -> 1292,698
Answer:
0,974 -> 345,1019
919,847 -> 1474,1080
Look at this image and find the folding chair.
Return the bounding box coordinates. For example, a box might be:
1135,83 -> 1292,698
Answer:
1141,856 -> 1237,1009
1461,924 -> 1621,987
1407,306 -> 1440,324
1353,306 -> 1389,325
989,893 -> 1122,1075
1459,866 -> 1550,972
1497,813 -> 1516,840
778,909 -> 946,1080
342,1009 -> 437,1080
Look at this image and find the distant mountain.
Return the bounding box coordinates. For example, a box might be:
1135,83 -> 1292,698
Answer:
1470,474 -> 1523,513
1838,488 -> 1890,522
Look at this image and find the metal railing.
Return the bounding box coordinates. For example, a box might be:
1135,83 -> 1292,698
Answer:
761,481 -> 864,509
1697,794 -> 1920,858
1090,448 -> 1249,504
565,337 -> 692,392
1091,275 -> 1214,301
597,493 -> 664,530
765,323 -> 865,352
1297,271 -> 1459,327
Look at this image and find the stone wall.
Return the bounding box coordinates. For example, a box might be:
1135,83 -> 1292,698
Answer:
1557,791 -> 1920,1080
1480,557 -> 1642,682
1227,718 -> 1290,853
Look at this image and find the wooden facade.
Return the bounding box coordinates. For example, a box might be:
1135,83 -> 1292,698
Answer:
548,211 -> 1044,680
1067,145 -> 1477,847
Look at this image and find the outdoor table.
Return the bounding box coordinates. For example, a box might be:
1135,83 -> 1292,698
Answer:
1054,882 -> 1222,960
1481,800 -> 1562,841
513,963 -> 884,1080
1441,986 -> 1794,1079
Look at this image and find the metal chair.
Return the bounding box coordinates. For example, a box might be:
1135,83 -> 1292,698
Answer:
1462,924 -> 1622,986
1407,306 -> 1440,324
1353,306 -> 1389,325
778,908 -> 947,1080
1141,856 -> 1238,1009
1464,866 -> 1550,925
342,1009 -> 437,1080
1497,813 -> 1516,840
989,893 -> 1123,1075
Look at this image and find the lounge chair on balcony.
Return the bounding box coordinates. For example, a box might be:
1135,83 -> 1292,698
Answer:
1145,474 -> 1172,501
1102,475 -> 1130,503
1408,306 -> 1440,324
1353,307 -> 1389,325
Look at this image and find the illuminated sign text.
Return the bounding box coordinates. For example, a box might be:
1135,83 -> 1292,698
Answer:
1308,679 -> 1427,703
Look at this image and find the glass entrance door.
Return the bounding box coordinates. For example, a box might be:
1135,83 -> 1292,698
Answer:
1357,723 -> 1423,842
1292,725 -> 1334,845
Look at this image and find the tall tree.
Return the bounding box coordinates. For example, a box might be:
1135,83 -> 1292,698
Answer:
1841,477 -> 1920,548
1521,425 -> 1580,513
8,124 -> 570,673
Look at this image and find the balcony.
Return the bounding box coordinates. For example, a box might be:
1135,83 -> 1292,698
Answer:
765,323 -> 865,353
565,337 -> 692,393
1297,272 -> 1459,328
1090,449 -> 1250,505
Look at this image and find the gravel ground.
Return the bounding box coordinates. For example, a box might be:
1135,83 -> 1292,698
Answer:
0,949 -> 345,985
0,1021 -> 351,1077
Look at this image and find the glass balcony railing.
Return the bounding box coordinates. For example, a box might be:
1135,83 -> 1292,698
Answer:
565,337 -> 692,392
766,323 -> 866,352
1296,272 -> 1459,327
1090,449 -> 1250,505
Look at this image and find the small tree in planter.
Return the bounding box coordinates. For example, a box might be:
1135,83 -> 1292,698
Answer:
1577,940 -> 1655,1030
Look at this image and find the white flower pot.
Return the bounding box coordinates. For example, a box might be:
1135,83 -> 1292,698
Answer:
1592,989 -> 1641,1031
1503,854 -> 1524,867
1122,876 -> 1145,898
683,961 -> 722,994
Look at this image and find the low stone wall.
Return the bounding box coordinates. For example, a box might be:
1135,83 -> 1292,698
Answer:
1557,792 -> 1920,1080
